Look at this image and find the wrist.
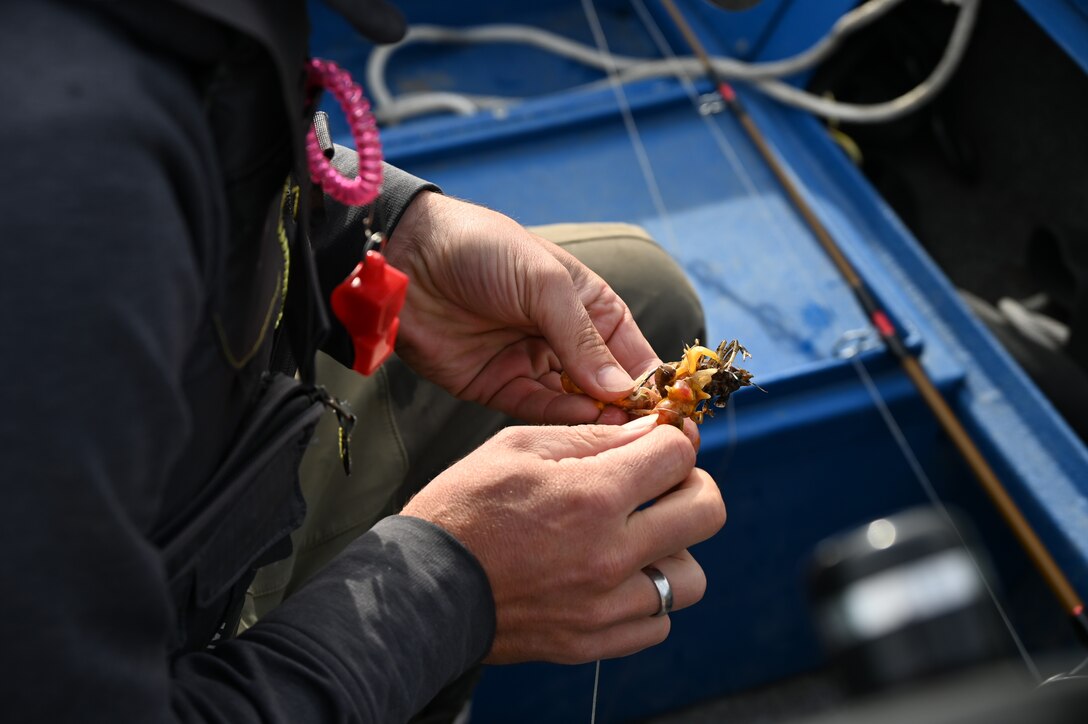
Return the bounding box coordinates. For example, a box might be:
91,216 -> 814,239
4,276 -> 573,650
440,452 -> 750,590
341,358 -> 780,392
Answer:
386,189 -> 443,269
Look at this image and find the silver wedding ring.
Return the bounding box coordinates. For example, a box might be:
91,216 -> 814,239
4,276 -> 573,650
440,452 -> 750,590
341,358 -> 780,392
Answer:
644,566 -> 673,617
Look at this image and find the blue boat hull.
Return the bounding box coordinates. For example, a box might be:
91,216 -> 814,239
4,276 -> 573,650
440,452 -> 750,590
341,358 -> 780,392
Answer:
310,1 -> 1088,719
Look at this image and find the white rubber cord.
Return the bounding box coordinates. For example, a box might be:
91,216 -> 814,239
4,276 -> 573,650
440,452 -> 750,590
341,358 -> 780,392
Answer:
365,0 -> 979,125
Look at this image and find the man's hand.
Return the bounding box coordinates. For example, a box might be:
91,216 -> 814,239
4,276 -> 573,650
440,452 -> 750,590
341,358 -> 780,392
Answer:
400,416 -> 725,664
387,192 -> 660,424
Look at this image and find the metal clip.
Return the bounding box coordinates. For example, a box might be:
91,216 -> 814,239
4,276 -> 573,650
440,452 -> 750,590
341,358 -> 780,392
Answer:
833,328 -> 880,359
362,204 -> 385,256
698,92 -> 726,116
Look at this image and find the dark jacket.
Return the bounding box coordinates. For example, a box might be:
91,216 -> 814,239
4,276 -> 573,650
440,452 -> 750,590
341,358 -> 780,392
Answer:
0,1 -> 494,721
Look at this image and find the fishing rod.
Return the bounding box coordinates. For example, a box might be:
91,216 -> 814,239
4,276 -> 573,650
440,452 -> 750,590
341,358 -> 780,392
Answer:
657,0 -> 1088,643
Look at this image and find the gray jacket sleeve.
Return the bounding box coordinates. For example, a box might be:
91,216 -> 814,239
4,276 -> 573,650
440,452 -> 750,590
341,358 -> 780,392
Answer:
318,152 -> 440,242
311,148 -> 441,367
174,516 -> 496,723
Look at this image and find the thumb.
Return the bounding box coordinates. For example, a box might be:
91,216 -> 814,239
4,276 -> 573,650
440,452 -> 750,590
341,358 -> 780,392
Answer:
499,416 -> 660,462
530,268 -> 635,402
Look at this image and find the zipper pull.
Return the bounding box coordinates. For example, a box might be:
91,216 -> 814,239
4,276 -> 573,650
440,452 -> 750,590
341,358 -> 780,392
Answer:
313,385 -> 357,475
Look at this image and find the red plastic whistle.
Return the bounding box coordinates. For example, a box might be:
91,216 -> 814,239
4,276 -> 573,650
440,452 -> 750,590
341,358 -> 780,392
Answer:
331,250 -> 408,375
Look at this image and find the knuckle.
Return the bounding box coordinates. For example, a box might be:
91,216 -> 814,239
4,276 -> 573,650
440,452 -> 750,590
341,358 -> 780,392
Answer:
709,484 -> 728,531
548,630 -> 597,665
583,596 -> 619,631
574,323 -> 603,352
569,636 -> 599,665
565,425 -> 609,458
649,616 -> 672,646
688,563 -> 708,604
536,259 -> 574,295
563,465 -> 622,514
576,481 -> 621,516
489,425 -> 535,452
692,469 -> 726,532
586,548 -> 628,588
659,425 -> 697,468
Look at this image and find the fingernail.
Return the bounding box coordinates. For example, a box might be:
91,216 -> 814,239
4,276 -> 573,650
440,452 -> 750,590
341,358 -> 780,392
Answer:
596,364 -> 633,393
637,358 -> 663,377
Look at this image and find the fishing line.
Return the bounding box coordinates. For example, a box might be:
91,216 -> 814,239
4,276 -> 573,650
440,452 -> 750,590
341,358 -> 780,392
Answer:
627,0 -> 795,244
841,342 -> 1042,683
660,0 -> 1088,660
583,0 -> 1057,696
626,0 -> 856,507
626,0 -> 830,323
634,0 -> 1056,682
579,3 -> 672,716
580,0 -> 680,256
590,659 -> 601,724
1040,653 -> 1088,686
